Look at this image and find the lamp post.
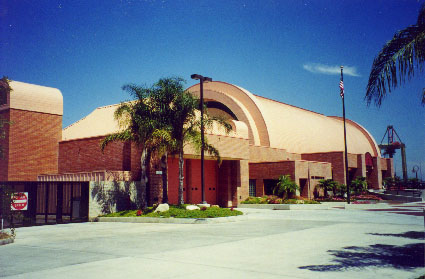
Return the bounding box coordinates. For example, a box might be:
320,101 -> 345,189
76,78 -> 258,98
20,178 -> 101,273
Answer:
191,74 -> 212,204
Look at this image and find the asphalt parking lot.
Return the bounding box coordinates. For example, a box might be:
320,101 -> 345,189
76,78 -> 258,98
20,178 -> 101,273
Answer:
1,203 -> 424,279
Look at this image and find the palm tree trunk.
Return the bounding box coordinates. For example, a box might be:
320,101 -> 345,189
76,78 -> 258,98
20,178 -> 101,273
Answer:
178,144 -> 184,205
146,149 -> 152,206
140,148 -> 148,209
161,152 -> 168,204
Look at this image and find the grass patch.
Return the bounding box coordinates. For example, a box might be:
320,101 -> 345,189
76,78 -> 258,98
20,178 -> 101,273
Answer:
101,205 -> 243,218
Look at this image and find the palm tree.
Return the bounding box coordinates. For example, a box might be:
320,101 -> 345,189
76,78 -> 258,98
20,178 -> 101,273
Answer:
100,83 -> 158,209
366,3 -> 425,106
0,77 -> 11,159
350,176 -> 368,195
317,179 -> 339,198
274,175 -> 299,199
101,77 -> 232,207
163,82 -> 232,205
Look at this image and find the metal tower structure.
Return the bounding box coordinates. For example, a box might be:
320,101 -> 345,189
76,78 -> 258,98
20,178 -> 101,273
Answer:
378,125 -> 407,182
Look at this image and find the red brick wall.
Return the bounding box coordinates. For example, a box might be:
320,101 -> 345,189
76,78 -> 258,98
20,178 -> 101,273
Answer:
301,152 -> 345,184
249,161 -> 296,180
59,136 -> 126,173
6,109 -> 61,181
130,143 -> 143,180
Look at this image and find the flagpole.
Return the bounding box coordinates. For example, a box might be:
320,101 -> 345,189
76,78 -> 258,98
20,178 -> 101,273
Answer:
340,66 -> 350,204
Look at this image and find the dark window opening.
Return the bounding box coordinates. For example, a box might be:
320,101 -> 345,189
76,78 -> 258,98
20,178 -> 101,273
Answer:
205,101 -> 238,120
264,179 -> 278,195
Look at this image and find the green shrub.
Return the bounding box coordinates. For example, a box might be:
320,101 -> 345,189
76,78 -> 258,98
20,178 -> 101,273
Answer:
101,205 -> 243,218
274,175 -> 299,199
241,197 -> 262,204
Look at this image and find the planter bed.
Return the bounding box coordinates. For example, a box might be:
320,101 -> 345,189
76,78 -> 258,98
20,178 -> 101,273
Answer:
97,215 -> 246,224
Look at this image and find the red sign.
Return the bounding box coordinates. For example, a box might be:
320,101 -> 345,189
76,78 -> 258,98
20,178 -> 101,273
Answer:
11,192 -> 28,211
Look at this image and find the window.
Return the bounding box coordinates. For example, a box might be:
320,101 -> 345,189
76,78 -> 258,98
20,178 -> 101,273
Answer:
249,179 -> 256,197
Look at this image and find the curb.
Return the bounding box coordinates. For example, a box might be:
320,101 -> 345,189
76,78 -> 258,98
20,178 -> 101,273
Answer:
344,203 -> 391,210
237,204 -> 329,210
0,237 -> 14,246
97,215 -> 247,224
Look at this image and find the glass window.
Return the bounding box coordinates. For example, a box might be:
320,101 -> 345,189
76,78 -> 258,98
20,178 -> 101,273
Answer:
249,179 -> 256,197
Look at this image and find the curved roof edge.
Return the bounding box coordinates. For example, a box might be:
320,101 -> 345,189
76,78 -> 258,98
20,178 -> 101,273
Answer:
188,81 -> 271,147
6,81 -> 63,115
328,116 -> 380,157
62,102 -> 249,142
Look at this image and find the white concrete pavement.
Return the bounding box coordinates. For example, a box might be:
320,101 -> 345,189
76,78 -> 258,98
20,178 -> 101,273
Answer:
0,203 -> 424,279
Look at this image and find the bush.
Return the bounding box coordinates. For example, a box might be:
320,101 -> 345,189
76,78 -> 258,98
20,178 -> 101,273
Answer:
241,195 -> 320,204
274,175 -> 299,199
350,176 -> 368,195
101,205 -> 243,218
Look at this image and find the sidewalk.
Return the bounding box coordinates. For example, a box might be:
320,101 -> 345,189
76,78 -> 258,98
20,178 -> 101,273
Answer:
0,202 -> 424,279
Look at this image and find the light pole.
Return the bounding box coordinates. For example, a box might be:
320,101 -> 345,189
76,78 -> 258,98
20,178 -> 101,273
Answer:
191,74 -> 212,205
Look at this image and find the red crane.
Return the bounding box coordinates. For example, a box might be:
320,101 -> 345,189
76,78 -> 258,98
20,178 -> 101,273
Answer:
378,126 -> 407,182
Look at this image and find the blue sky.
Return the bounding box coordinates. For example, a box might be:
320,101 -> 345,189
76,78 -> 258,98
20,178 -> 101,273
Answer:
1,0 -> 424,179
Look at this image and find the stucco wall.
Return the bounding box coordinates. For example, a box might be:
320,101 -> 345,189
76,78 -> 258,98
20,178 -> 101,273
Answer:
89,181 -> 143,219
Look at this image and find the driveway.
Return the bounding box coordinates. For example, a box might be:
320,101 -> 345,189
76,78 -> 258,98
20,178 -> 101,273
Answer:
1,203 -> 424,279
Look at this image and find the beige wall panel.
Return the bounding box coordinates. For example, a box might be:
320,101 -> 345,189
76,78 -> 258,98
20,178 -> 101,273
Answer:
5,81 -> 63,115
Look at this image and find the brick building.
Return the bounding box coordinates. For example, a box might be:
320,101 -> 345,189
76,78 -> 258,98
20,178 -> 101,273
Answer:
2,80 -> 393,216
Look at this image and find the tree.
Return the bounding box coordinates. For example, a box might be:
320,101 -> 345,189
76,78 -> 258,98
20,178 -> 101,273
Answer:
274,175 -> 299,199
317,179 -> 340,198
366,3 -> 425,106
101,77 -> 232,207
350,176 -> 368,195
159,79 -> 232,205
100,83 -> 159,209
0,76 -> 12,159
317,179 -> 338,198
147,77 -> 184,204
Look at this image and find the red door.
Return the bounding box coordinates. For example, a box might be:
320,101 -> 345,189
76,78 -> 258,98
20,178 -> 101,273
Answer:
186,159 -> 217,205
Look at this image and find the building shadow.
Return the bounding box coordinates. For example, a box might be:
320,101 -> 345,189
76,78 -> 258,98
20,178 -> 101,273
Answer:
368,231 -> 424,240
299,242 -> 424,271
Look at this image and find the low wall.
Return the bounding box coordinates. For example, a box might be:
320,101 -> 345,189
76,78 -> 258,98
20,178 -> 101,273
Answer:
89,181 -> 143,219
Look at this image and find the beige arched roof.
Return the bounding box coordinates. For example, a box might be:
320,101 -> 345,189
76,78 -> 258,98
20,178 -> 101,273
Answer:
1,81 -> 63,115
188,82 -> 270,146
188,81 -> 380,156
62,103 -> 248,141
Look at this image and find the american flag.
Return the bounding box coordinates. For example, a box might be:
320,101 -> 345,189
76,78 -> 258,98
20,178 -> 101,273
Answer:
339,80 -> 344,98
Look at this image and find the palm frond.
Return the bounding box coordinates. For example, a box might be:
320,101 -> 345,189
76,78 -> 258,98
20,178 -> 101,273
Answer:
204,142 -> 221,164
422,87 -> 425,104
100,130 -> 133,152
366,4 -> 425,106
203,114 -> 233,134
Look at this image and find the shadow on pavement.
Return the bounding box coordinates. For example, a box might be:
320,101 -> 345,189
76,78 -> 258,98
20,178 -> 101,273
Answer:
299,243 -> 424,271
368,231 -> 425,240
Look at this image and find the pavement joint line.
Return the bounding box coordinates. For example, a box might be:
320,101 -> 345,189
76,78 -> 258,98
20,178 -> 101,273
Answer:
7,244 -> 125,259
134,254 -> 310,279
1,256 -> 133,278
